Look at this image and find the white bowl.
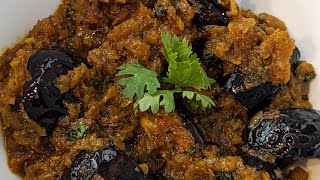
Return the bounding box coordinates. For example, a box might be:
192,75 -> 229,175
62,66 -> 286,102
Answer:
0,0 -> 319,179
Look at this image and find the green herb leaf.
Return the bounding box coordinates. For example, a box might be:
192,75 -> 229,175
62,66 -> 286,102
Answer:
305,73 -> 316,82
182,91 -> 215,109
215,172 -> 234,180
135,90 -> 177,114
67,124 -> 90,141
161,32 -> 215,90
116,64 -> 160,99
187,146 -> 196,156
116,33 -> 216,114
135,89 -> 215,114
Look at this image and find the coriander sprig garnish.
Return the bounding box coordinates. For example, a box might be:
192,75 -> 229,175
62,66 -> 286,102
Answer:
67,124 -> 90,141
116,64 -> 160,100
161,32 -> 215,90
116,32 -> 215,114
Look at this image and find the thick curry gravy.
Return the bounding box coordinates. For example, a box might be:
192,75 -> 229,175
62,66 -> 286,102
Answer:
0,0 -> 315,179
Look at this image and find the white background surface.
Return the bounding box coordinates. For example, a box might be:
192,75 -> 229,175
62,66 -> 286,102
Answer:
0,0 -> 319,179
0,1 -> 60,179
0,0 -> 61,54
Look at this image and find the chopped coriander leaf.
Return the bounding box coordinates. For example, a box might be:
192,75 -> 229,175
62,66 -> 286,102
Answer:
161,32 -> 215,90
288,99 -> 295,106
116,64 -> 160,99
162,32 -> 194,64
182,91 -> 216,110
305,73 -> 316,82
187,146 -> 196,156
135,90 -> 178,114
116,32 -> 216,114
135,89 -> 215,114
171,1 -> 179,9
67,124 -> 90,141
164,60 -> 215,90
215,172 -> 234,180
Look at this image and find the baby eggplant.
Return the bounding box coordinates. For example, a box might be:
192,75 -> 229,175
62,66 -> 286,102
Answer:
234,84 -> 279,112
23,79 -> 67,131
63,145 -> 147,180
154,7 -> 167,19
192,0 -> 229,28
222,72 -> 245,94
247,109 -> 320,159
192,38 -> 224,80
222,73 -> 279,114
175,97 -> 206,147
290,47 -> 301,72
21,49 -> 83,133
177,106 -> 205,147
27,49 -> 81,79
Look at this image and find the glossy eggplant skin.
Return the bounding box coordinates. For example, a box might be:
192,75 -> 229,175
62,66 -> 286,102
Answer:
21,49 -> 82,133
234,84 -> 279,111
222,73 -> 279,114
223,73 -> 245,94
177,107 -> 205,147
63,145 -> 147,180
154,7 -> 167,19
175,94 -> 207,147
247,109 -> 320,159
290,47 -> 301,72
192,38 -> 224,80
27,49 -> 81,79
192,0 -> 229,28
23,80 -> 67,131
222,47 -> 299,113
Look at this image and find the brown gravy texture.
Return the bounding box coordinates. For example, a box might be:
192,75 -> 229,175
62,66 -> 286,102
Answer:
0,0 -> 314,179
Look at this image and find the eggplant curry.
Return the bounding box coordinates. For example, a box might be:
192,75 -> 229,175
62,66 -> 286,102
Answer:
0,0 -> 318,179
